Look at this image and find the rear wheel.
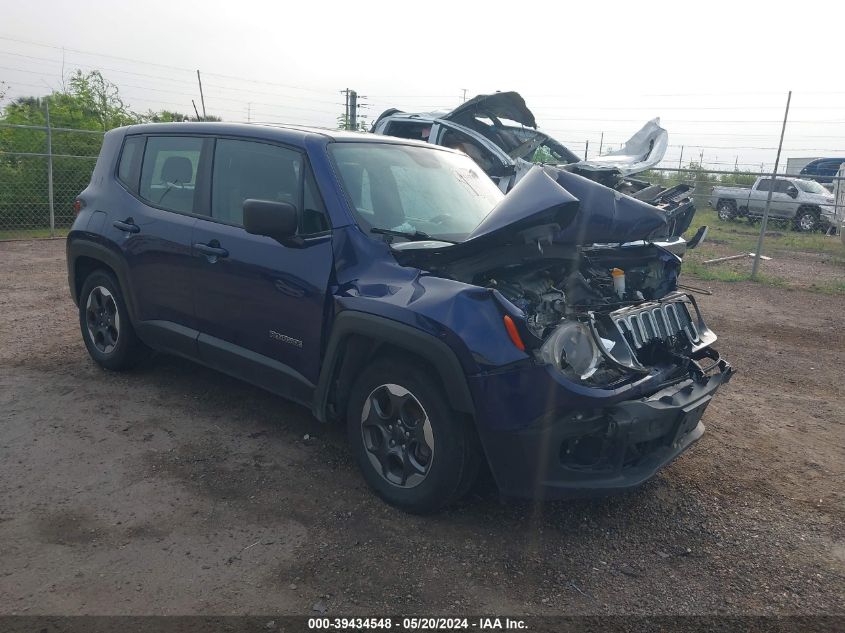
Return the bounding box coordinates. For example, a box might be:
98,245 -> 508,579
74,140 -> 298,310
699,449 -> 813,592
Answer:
346,358 -> 479,513
716,200 -> 737,221
79,270 -> 147,370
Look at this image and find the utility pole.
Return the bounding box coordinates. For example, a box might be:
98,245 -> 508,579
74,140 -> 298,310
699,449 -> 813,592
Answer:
678,145 -> 684,171
196,70 -> 207,120
598,132 -> 604,155
584,140 -> 589,160
752,90 -> 792,280
247,103 -> 251,123
349,90 -> 358,130
461,89 -> 467,103
341,88 -> 350,130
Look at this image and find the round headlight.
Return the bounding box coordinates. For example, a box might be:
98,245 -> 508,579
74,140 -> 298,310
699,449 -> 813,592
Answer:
538,320 -> 600,380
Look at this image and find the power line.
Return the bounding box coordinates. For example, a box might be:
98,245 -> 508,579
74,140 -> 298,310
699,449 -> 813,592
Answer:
0,34 -> 342,96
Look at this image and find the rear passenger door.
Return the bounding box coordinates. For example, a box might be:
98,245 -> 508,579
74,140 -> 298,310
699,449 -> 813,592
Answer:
191,137 -> 333,400
109,134 -> 211,356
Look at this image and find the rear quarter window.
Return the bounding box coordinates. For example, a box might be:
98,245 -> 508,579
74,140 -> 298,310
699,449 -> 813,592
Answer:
117,136 -> 144,192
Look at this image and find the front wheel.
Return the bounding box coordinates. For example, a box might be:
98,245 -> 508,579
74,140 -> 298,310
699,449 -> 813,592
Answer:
795,208 -> 819,232
346,359 -> 479,513
716,200 -> 737,221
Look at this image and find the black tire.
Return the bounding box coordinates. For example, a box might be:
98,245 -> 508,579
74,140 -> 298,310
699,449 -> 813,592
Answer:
346,357 -> 479,513
78,269 -> 147,371
716,200 -> 737,222
794,207 -> 819,232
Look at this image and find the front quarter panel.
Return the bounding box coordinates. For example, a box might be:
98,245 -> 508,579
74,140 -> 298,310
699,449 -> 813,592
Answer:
330,226 -> 528,374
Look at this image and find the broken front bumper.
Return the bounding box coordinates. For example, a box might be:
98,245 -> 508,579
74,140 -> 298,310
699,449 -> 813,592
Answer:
473,356 -> 733,499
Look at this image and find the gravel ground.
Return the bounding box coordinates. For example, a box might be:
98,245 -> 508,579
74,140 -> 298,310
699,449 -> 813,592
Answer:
0,239 -> 843,616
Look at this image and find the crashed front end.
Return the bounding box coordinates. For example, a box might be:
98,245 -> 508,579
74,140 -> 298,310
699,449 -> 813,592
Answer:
468,245 -> 732,499
396,167 -> 733,499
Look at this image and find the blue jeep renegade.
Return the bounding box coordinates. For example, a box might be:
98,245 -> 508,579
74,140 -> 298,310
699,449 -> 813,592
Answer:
67,122 -> 732,513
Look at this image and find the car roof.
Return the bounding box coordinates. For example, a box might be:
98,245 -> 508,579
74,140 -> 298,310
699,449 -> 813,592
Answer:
377,111 -> 446,123
805,157 -> 845,166
114,121 -> 449,149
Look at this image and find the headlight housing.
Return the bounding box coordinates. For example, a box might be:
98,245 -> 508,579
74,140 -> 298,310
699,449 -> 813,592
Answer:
537,320 -> 601,380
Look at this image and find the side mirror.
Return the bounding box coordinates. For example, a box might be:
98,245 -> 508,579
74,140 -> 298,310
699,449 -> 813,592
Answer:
786,186 -> 799,198
243,199 -> 298,243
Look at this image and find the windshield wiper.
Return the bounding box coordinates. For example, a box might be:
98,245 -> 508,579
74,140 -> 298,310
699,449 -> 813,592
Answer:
370,227 -> 457,244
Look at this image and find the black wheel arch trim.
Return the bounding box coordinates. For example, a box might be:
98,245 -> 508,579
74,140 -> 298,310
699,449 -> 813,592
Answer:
312,311 -> 476,423
67,236 -> 138,322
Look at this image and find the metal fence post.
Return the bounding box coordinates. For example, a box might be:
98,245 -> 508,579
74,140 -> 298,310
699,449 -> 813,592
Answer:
751,91 -> 791,280
45,100 -> 55,238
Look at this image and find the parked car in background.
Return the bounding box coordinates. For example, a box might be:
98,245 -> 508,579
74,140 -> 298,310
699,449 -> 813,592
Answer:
373,91 -> 697,239
799,157 -> 845,186
66,122 -> 731,513
710,176 -> 837,231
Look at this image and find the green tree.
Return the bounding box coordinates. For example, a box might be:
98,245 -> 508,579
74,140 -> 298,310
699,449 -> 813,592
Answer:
720,170 -> 757,186
0,70 -> 221,233
337,112 -> 368,132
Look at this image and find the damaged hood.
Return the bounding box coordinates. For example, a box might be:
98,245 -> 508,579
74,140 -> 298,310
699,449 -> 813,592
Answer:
574,118 -> 668,176
392,166 -> 671,263
443,91 -> 537,128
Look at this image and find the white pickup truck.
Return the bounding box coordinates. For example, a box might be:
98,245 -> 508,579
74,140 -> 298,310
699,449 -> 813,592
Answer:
710,176 -> 837,232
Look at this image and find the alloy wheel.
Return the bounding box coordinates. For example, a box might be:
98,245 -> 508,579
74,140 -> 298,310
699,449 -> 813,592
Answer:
360,384 -> 434,488
798,213 -> 816,232
717,204 -> 734,221
85,286 -> 120,354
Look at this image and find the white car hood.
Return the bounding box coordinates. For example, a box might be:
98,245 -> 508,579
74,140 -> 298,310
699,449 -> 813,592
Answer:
574,118 -> 668,176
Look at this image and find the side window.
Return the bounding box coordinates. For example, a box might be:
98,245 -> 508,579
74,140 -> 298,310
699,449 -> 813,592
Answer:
440,129 -> 496,174
775,180 -> 793,194
211,139 -> 302,227
823,160 -> 844,175
117,136 -> 144,192
139,136 -> 203,213
383,121 -> 431,143
756,179 -> 773,192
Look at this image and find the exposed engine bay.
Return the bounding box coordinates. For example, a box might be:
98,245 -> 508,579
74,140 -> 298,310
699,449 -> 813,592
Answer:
470,242 -> 719,386
481,245 -> 680,339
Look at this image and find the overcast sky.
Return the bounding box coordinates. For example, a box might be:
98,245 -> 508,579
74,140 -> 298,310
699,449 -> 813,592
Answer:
2,0 -> 844,170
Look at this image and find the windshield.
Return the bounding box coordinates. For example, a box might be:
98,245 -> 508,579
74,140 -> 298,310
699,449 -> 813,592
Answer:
330,143 -> 504,242
794,179 -> 830,195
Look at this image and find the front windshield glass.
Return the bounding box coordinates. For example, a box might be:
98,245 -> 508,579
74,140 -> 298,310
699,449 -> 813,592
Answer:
794,179 -> 830,195
329,143 -> 504,242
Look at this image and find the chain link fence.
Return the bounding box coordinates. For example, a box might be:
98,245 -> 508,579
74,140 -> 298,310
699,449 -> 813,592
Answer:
0,121 -> 102,239
0,118 -> 845,260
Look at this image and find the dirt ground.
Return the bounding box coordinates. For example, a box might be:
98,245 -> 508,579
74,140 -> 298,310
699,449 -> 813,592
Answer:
0,238 -> 843,616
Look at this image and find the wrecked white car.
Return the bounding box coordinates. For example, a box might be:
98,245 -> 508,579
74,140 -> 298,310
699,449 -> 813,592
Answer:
373,91 -> 696,239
